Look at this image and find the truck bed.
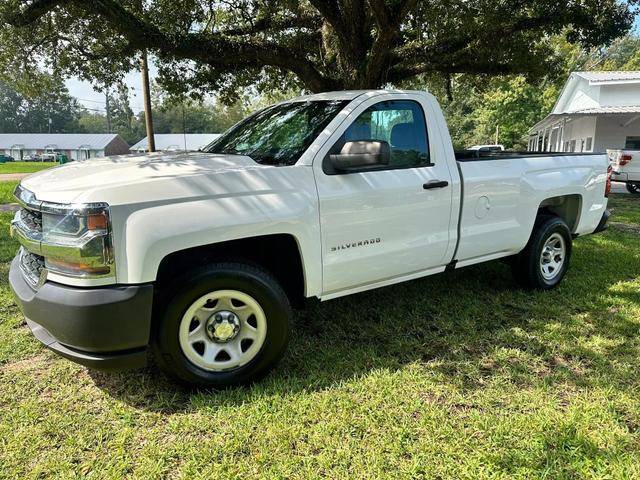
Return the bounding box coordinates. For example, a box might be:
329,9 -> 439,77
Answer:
452,151 -> 609,267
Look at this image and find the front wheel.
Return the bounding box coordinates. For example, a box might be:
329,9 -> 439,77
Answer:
511,216 -> 572,289
152,262 -> 292,388
626,182 -> 640,195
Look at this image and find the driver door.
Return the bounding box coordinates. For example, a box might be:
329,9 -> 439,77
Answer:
314,95 -> 454,296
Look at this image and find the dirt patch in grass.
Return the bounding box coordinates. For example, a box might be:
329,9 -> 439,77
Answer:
1,353 -> 50,377
610,221 -> 640,235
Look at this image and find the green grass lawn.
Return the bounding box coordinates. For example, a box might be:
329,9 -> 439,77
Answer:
609,193 -> 640,225
0,161 -> 56,174
0,181 -> 18,204
1,195 -> 639,479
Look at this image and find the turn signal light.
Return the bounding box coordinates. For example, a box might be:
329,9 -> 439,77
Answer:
605,165 -> 612,198
619,154 -> 632,166
45,258 -> 111,276
87,212 -> 109,231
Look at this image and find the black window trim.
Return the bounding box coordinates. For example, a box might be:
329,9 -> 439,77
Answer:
322,98 -> 434,176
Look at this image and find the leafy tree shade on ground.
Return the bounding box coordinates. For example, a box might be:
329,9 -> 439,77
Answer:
1,1 -> 637,100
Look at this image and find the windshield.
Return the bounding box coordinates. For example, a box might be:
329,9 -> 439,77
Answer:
205,100 -> 348,166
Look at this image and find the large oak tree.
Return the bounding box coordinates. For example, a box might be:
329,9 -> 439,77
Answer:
1,0 -> 638,97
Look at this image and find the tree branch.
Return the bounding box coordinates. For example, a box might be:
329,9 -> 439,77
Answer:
7,0 -> 337,92
6,0 -> 69,25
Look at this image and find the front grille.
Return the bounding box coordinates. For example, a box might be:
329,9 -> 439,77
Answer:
19,248 -> 45,288
19,207 -> 42,233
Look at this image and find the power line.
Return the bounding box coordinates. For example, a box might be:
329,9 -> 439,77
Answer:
76,97 -> 107,104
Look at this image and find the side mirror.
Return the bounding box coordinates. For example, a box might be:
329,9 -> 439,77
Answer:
330,141 -> 390,172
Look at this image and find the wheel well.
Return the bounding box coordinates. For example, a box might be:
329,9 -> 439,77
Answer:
156,234 -> 306,308
538,194 -> 582,232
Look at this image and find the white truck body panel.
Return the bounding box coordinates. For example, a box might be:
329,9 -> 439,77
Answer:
22,154 -> 325,295
456,155 -> 608,263
19,90 -> 609,299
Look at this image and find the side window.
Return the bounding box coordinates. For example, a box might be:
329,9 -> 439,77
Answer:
625,136 -> 640,149
342,100 -> 430,168
585,137 -> 593,151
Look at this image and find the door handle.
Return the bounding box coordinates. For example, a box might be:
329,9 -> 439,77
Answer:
423,180 -> 449,190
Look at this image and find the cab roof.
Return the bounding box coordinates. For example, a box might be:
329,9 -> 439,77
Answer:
287,89 -> 428,102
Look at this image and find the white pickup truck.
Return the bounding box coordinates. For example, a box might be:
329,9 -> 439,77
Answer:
10,90 -> 612,387
608,149 -> 640,194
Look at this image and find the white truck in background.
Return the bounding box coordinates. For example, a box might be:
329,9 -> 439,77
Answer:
608,149 -> 640,194
10,90 -> 611,388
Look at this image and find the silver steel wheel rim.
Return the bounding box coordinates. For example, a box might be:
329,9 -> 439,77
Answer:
540,233 -> 566,281
179,290 -> 267,372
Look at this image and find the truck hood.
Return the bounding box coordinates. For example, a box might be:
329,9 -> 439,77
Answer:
20,152 -> 269,205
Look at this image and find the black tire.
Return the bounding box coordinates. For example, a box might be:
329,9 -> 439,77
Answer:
152,262 -> 292,388
626,182 -> 640,195
511,216 -> 572,290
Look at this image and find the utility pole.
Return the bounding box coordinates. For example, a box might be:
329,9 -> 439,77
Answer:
495,125 -> 499,145
105,90 -> 112,133
140,50 -> 155,152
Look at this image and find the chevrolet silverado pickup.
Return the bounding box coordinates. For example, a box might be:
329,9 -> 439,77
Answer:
9,90 -> 612,387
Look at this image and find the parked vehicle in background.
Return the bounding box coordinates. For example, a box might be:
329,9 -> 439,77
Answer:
468,144 -> 505,153
23,154 -> 41,162
608,149 -> 640,194
0,154 -> 14,163
39,152 -> 69,163
10,90 -> 612,388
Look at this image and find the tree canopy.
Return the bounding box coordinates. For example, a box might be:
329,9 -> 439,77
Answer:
416,34 -> 640,150
0,77 -> 81,133
1,0 -> 638,98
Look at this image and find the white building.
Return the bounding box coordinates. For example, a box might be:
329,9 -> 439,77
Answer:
0,133 -> 130,160
528,71 -> 640,153
131,134 -> 221,153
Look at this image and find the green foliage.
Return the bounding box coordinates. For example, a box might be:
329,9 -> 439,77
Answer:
107,84 -> 143,145
0,78 -> 81,133
470,77 -> 559,149
597,36 -> 640,70
76,87 -> 248,144
0,0 -> 636,97
77,112 -> 108,135
409,34 -> 640,150
147,96 -> 249,135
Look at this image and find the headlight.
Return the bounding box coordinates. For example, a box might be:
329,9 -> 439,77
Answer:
12,185 -> 115,279
40,203 -> 114,277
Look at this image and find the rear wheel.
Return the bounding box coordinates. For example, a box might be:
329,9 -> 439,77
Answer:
153,262 -> 292,388
511,216 -> 572,289
626,182 -> 640,195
